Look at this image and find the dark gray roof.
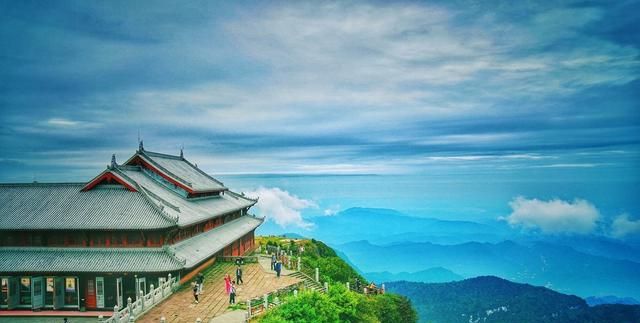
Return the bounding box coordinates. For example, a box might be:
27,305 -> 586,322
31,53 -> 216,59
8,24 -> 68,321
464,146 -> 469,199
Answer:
121,167 -> 257,227
0,149 -> 259,231
138,150 -> 227,193
0,183 -> 175,230
171,215 -> 264,268
0,247 -> 185,273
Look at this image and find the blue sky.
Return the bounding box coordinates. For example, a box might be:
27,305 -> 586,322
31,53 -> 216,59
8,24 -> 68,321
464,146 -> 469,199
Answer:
0,0 -> 638,182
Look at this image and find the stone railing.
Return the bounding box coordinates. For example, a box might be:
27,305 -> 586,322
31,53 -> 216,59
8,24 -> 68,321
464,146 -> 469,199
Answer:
217,255 -> 259,264
101,273 -> 178,323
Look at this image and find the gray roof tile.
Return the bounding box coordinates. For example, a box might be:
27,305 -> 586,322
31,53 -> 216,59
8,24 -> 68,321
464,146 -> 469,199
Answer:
120,168 -> 256,227
140,151 -> 227,192
0,183 -> 174,230
0,247 -> 184,273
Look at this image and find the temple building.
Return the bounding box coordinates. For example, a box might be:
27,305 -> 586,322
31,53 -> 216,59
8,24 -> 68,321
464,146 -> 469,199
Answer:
0,142 -> 263,312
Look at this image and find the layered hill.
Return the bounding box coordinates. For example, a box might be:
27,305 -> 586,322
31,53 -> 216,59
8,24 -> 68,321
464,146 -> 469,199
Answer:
339,239 -> 640,299
386,276 -> 640,323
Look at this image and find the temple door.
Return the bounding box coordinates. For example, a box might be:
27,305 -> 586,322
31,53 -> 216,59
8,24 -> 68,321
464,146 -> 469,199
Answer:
31,276 -> 44,310
53,277 -> 64,309
85,278 -> 96,309
7,277 -> 19,309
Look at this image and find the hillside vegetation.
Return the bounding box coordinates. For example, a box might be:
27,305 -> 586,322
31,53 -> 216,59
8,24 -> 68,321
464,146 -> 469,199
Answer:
256,236 -> 417,323
258,236 -> 368,285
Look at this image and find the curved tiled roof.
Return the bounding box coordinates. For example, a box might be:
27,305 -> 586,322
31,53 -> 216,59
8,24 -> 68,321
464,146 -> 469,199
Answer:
120,168 -> 256,227
0,247 -> 185,273
0,183 -> 175,230
136,150 -> 227,193
0,149 -> 259,231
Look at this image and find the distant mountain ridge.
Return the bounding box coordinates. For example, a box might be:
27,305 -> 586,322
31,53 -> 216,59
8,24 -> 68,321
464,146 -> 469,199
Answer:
585,295 -> 640,307
366,267 -> 463,284
386,276 -> 640,323
259,207 -> 640,302
540,236 -> 640,263
311,207 -> 510,244
337,239 -> 640,299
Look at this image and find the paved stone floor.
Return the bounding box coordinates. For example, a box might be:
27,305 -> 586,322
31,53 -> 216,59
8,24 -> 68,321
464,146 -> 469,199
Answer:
138,261 -> 300,323
0,318 -> 99,323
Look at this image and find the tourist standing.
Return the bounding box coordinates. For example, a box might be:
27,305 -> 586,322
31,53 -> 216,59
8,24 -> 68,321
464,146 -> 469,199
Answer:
229,281 -> 236,304
192,282 -> 199,304
224,274 -> 231,295
236,266 -> 243,285
196,273 -> 204,294
271,253 -> 276,270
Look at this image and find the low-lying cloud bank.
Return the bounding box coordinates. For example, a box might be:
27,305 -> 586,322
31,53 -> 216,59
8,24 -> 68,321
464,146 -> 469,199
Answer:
242,187 -> 639,239
505,196 -> 638,238
245,187 -> 317,229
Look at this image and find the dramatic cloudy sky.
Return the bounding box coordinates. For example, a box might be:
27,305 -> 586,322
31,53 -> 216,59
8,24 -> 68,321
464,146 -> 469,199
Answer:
1,0 -> 638,181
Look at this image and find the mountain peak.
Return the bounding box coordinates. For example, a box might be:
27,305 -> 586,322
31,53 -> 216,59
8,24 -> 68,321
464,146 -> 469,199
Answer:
340,207 -> 407,217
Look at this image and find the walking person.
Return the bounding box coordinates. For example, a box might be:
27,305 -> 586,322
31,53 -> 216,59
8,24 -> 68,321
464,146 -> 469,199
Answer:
224,274 -> 231,295
236,266 -> 243,285
229,281 -> 236,304
196,273 -> 204,294
271,253 -> 276,271
275,261 -> 281,278
192,282 -> 199,304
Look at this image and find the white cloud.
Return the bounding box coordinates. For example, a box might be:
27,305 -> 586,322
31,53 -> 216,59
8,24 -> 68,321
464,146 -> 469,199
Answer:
611,214 -> 640,238
47,118 -> 79,127
323,205 -> 341,216
118,1 -> 639,146
244,187 -> 316,229
531,163 -> 599,168
505,197 -> 600,234
32,118 -> 101,132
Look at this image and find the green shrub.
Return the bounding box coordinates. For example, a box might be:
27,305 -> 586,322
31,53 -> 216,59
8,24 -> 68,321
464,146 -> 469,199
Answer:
258,285 -> 417,323
260,291 -> 339,323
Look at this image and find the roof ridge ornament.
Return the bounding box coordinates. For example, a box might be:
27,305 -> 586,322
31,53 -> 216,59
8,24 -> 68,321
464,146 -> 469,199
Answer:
110,154 -> 117,169
139,140 -> 144,152
180,147 -> 184,159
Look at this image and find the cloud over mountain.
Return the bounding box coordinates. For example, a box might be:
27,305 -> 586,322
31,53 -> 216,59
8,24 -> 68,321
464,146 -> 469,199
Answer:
505,197 -> 600,234
611,213 -> 640,238
245,187 -> 316,229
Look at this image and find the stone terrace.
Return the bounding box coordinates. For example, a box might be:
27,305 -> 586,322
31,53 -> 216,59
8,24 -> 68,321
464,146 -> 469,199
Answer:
138,261 -> 300,323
